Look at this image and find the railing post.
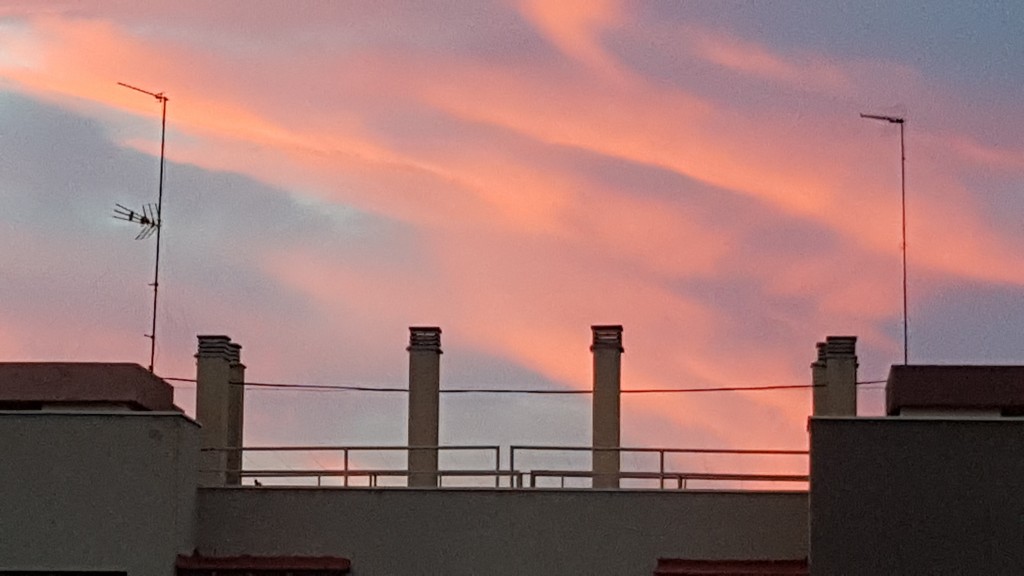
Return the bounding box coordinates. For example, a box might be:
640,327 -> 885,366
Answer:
494,446 -> 501,488
510,446 -> 517,488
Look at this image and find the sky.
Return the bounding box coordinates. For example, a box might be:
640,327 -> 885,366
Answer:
2,1 -> 1023,480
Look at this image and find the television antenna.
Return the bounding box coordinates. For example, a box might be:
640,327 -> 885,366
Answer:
113,81 -> 168,373
860,112 -> 908,365
113,203 -> 160,240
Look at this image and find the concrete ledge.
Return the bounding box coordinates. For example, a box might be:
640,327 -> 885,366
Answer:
0,362 -> 177,411
197,487 -> 808,576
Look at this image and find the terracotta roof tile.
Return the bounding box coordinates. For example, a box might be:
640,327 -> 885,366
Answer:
176,554 -> 351,573
654,559 -> 808,575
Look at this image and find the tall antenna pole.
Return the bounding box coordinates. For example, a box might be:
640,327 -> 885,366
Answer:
860,112 -> 908,365
898,120 -> 907,366
117,82 -> 168,373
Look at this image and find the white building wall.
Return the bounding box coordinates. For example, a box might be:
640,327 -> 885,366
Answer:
197,487 -> 808,576
0,409 -> 808,576
0,411 -> 199,575
810,417 -> 1024,575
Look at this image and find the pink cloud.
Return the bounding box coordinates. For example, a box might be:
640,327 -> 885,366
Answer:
2,4 -> 1022,457
685,26 -> 851,94
517,0 -> 627,79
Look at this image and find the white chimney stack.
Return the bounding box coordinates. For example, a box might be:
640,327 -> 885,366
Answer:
226,341 -> 245,485
196,335 -> 245,486
591,325 -> 623,489
812,336 -> 857,417
407,326 -> 442,488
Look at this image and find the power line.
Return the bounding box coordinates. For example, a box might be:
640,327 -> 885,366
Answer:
446,388 -> 590,394
161,376 -> 827,395
245,381 -> 410,392
621,384 -> 815,394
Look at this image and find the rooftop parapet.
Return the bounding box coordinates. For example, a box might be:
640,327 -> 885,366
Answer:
0,362 -> 176,411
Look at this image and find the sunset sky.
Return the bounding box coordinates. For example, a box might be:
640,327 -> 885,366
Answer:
2,2 -> 1023,475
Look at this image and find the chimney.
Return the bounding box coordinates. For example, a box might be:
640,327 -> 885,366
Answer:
196,335 -> 233,486
407,326 -> 442,488
811,342 -> 827,416
812,336 -> 858,417
591,325 -> 623,489
225,342 -> 245,486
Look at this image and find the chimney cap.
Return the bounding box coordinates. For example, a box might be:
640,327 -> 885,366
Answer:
197,335 -> 234,360
591,325 -> 624,352
811,341 -> 827,367
227,342 -> 244,366
825,336 -> 857,358
408,326 -> 442,352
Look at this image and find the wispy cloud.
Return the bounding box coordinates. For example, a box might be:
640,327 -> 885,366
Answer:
517,0 -> 627,78
1,3 -> 1022,453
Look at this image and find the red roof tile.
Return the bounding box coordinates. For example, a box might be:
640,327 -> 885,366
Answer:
654,559 -> 808,575
176,554 -> 350,573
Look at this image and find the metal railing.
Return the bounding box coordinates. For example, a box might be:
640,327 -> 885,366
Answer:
510,446 -> 807,488
202,445 -> 503,487
200,444 -> 808,490
226,468 -> 524,487
526,470 -> 808,489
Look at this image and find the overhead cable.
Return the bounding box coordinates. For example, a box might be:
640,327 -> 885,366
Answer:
162,376 -> 828,395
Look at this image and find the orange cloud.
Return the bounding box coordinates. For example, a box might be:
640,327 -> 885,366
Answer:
260,214 -> 827,453
686,27 -> 850,93
3,6 -> 1022,459
517,0 -> 626,79
941,133 -> 1024,172
6,10 -> 1020,294
397,54 -> 1024,289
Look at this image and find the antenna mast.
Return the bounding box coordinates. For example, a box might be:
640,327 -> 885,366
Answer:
860,112 -> 908,365
114,82 -> 168,373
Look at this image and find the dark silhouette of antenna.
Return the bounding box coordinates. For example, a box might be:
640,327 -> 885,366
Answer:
113,203 -> 160,239
860,112 -> 908,365
114,81 -> 168,373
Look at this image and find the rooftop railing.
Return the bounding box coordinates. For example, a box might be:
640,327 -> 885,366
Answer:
203,445 -> 502,487
201,445 -> 808,490
510,446 -> 808,489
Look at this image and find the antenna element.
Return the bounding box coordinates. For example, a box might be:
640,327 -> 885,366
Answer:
861,112 -> 908,365
114,81 -> 169,373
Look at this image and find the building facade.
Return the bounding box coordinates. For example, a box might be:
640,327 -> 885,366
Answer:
2,331 -> 1018,575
